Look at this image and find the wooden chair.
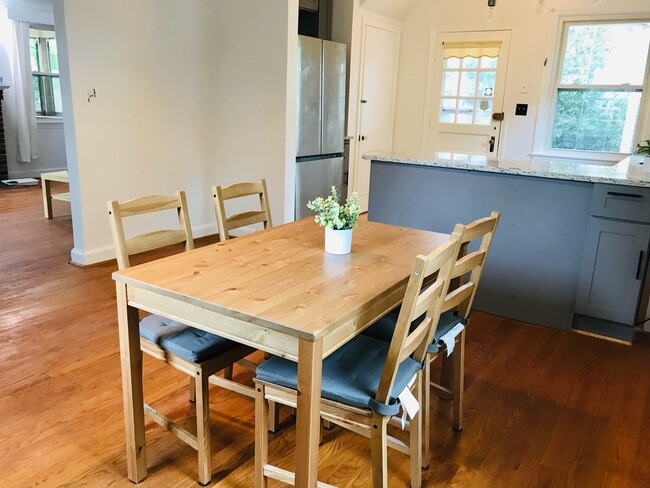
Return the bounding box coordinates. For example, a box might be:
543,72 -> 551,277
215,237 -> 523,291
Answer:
212,179 -> 272,241
360,211 -> 500,468
107,190 -> 255,485
212,178 -> 283,428
423,211 -> 500,461
253,231 -> 463,488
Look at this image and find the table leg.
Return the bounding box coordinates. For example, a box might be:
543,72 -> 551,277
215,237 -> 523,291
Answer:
42,177 -> 52,219
294,338 -> 323,488
116,282 -> 147,482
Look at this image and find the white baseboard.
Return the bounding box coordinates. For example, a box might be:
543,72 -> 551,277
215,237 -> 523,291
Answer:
69,223 -> 216,266
8,166 -> 67,179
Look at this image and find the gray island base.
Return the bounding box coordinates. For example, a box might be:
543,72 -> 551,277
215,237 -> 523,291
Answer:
367,158 -> 650,342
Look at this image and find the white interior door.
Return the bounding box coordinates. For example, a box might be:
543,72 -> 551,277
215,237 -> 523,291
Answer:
353,20 -> 400,211
424,30 -> 511,160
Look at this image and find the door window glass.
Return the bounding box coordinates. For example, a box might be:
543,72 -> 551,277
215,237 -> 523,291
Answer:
439,42 -> 501,125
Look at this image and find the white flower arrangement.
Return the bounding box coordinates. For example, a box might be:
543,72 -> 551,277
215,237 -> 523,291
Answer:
306,186 -> 360,230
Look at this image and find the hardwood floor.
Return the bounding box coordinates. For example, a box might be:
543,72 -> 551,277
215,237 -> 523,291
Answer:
2,183 -> 650,487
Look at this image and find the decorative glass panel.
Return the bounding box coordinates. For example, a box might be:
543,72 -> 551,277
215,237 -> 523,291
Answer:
462,57 -> 478,69
442,72 -> 459,97
457,98 -> 475,124
478,71 -> 496,98
459,71 -> 477,97
480,56 -> 498,69
439,98 -> 457,123
444,57 -> 461,69
475,99 -> 493,125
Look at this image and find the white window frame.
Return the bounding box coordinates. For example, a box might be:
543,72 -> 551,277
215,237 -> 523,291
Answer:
29,25 -> 62,117
533,9 -> 650,163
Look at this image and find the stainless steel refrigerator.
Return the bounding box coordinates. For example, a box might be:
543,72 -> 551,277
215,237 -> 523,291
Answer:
295,35 -> 347,220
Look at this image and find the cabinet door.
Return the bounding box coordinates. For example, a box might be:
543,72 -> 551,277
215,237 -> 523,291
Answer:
575,218 -> 650,325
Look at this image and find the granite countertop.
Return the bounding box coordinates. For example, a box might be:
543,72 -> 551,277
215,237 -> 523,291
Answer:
363,151 -> 650,188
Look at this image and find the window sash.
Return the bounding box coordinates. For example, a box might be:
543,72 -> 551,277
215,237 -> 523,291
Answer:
30,29 -> 61,116
548,19 -> 650,156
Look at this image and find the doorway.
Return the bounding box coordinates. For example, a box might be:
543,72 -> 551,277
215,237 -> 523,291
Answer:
352,19 -> 401,212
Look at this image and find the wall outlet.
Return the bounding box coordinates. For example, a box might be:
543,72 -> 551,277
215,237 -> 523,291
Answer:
515,104 -> 528,116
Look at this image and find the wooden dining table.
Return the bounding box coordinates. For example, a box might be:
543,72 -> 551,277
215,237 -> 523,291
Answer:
112,217 -> 449,486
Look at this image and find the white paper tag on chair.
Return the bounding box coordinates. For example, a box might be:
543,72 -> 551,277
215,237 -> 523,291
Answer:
398,376 -> 420,430
439,323 -> 465,357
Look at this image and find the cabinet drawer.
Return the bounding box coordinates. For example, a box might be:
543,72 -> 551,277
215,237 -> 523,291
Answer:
590,184 -> 650,223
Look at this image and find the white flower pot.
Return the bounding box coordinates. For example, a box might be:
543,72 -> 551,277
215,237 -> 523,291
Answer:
325,228 -> 352,255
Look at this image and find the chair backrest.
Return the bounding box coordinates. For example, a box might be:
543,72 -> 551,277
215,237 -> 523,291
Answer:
212,179 -> 273,240
442,211 -> 500,320
107,191 -> 195,270
374,230 -> 463,406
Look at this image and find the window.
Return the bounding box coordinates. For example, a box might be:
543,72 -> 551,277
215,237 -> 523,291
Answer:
29,28 -> 62,116
551,20 -> 650,154
439,42 -> 501,126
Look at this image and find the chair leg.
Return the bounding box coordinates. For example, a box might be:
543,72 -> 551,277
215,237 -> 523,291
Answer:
422,356 -> 431,469
268,401 -> 280,433
189,377 -> 196,403
195,370 -> 211,485
224,365 -> 233,381
452,331 -> 465,432
255,384 -> 269,488
409,373 -> 423,488
440,353 -> 452,391
370,413 -> 389,488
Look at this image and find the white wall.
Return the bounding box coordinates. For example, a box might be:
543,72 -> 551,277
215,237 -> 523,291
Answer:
392,0 -> 650,161
0,0 -> 67,178
54,0 -> 297,265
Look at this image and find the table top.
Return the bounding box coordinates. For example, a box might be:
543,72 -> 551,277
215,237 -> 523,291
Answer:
113,217 -> 450,340
364,151 -> 650,188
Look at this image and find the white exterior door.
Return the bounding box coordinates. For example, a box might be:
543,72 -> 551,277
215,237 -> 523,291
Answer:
353,20 -> 400,211
424,30 -> 511,160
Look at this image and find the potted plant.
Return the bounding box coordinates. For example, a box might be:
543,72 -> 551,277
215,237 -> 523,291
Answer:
306,186 -> 360,255
638,139 -> 650,167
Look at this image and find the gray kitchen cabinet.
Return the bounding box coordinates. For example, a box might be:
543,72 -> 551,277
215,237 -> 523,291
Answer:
574,217 -> 650,325
574,184 -> 650,337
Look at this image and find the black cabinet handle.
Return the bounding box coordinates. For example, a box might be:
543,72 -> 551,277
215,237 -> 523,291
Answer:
636,251 -> 645,280
607,191 -> 643,199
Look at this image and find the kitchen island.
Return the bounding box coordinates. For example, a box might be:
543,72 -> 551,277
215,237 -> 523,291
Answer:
364,152 -> 650,341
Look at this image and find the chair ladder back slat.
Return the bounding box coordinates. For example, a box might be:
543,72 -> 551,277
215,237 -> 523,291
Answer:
220,181 -> 264,200
117,194 -> 183,217
126,229 -> 189,256
399,316 -> 432,363
442,282 -> 474,315
107,190 -> 194,271
213,179 -> 272,240
451,212 -> 500,319
226,211 -> 268,231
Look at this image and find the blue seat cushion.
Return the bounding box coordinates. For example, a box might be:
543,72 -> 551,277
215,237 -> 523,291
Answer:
362,309 -> 466,353
139,314 -> 237,363
256,334 -> 421,416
